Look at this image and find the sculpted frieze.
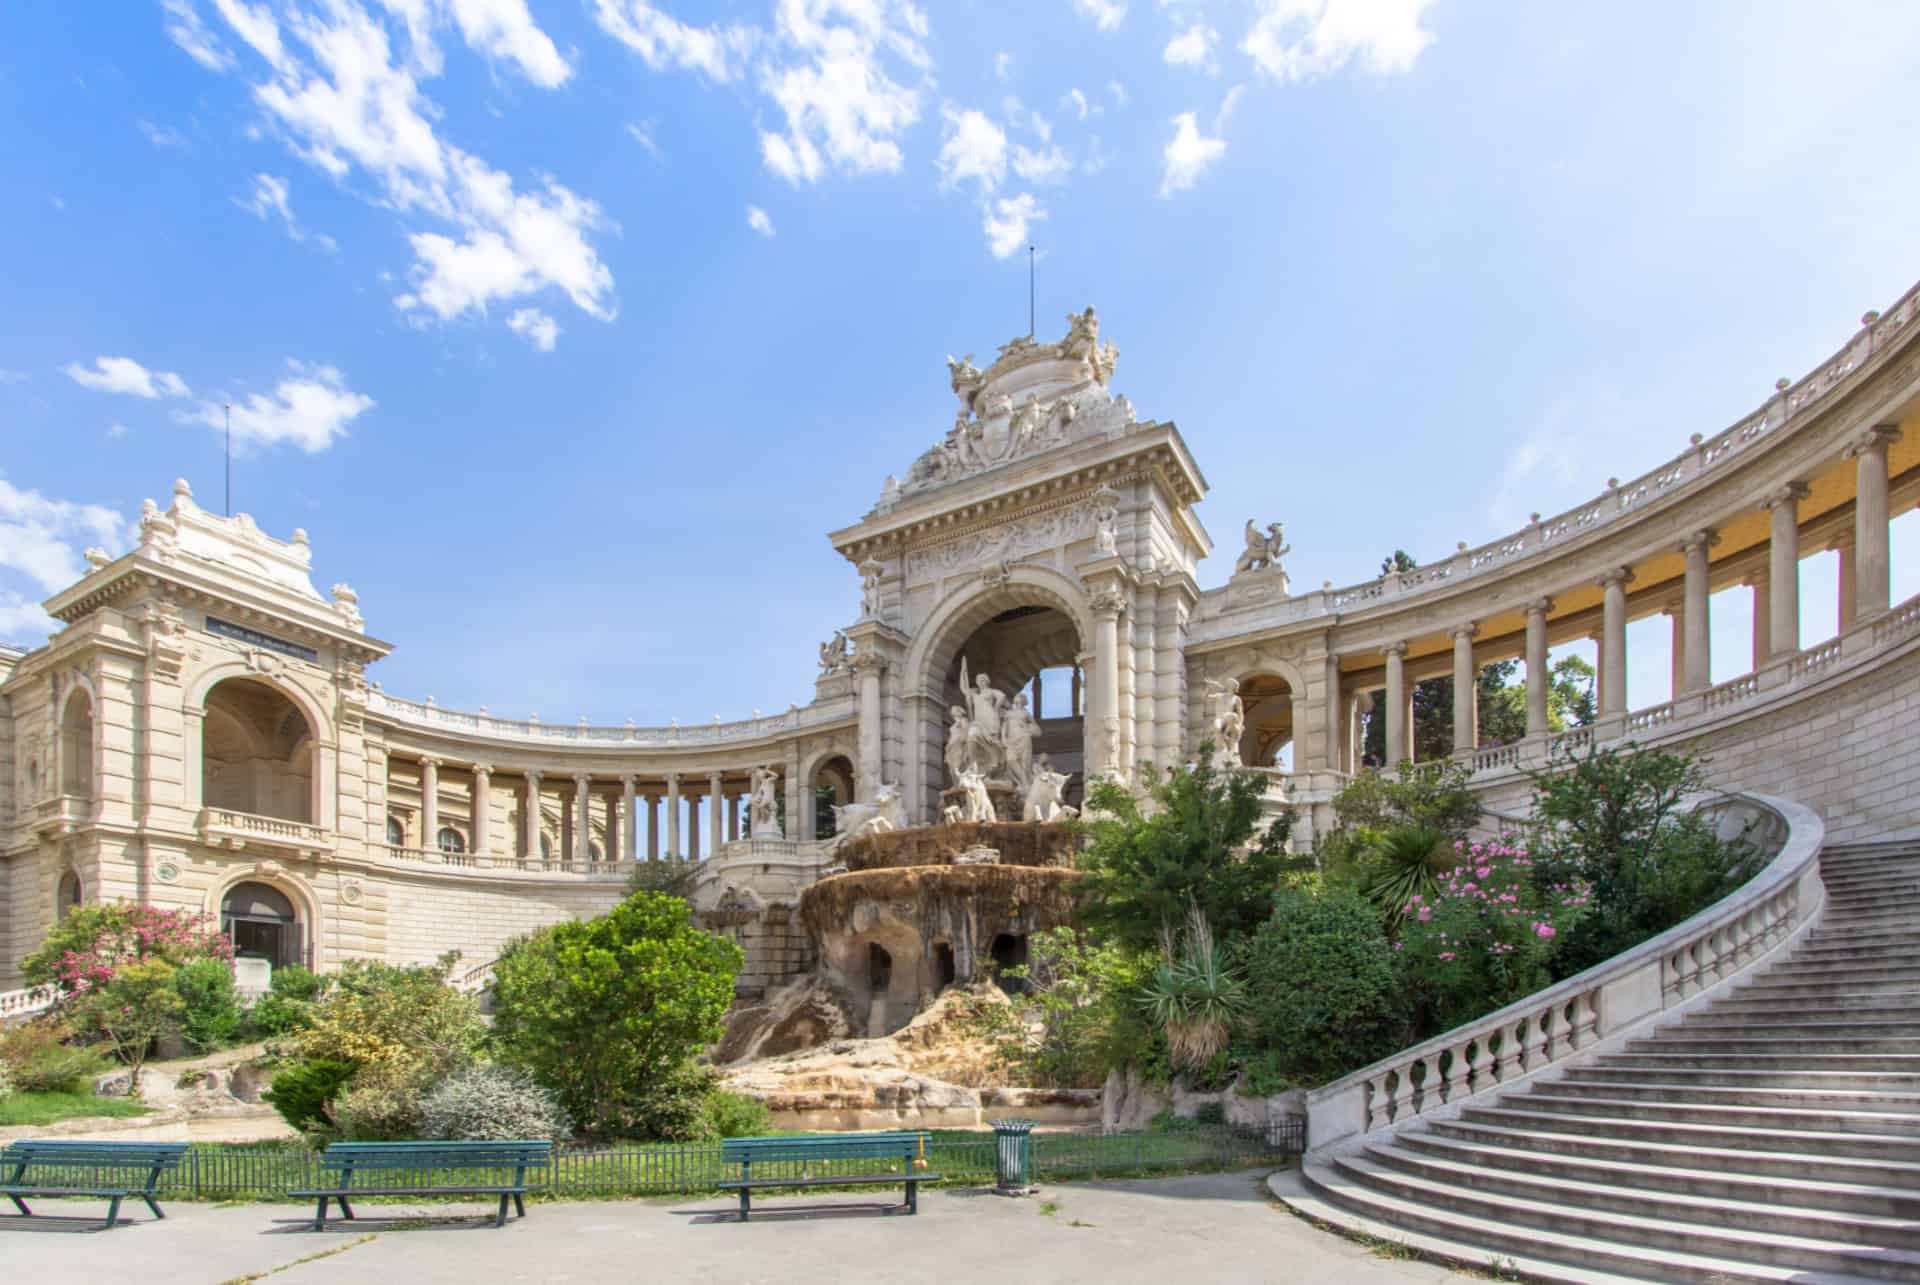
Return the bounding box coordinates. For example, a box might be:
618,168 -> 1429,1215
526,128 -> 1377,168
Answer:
904,498 -> 1097,578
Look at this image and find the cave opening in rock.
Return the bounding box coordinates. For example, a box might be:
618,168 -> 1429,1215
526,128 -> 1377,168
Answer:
990,932 -> 1029,993
867,942 -> 893,994
933,941 -> 956,991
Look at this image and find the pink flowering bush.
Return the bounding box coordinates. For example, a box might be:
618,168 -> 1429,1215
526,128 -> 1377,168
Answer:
22,902 -> 234,996
1395,840 -> 1590,1035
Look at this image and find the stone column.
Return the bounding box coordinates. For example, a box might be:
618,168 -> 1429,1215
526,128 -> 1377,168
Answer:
1089,588 -> 1126,779
1384,642 -> 1408,767
852,652 -> 884,802
419,756 -> 439,850
646,792 -> 659,860
689,787 -> 702,861
665,773 -> 681,858
1070,665 -> 1082,717
709,773 -> 724,852
470,763 -> 491,856
605,790 -> 619,862
522,771 -> 542,860
621,775 -> 637,861
1767,483 -> 1809,658
1835,535 -> 1856,636
1681,530 -> 1715,694
1450,625 -> 1477,755
1850,425 -> 1900,624
1748,574 -> 1771,670
1524,599 -> 1552,739
1032,671 -> 1044,718
1668,610 -> 1685,698
727,793 -> 740,842
1600,568 -> 1632,717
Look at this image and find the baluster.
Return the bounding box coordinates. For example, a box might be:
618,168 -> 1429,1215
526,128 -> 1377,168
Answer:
1502,1020 -> 1528,1079
1468,1035 -> 1495,1092
1384,1068 -> 1415,1125
1443,1041 -> 1471,1104
1523,1009 -> 1550,1072
1575,991 -> 1601,1047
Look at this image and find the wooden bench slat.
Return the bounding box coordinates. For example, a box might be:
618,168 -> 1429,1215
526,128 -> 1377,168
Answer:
716,1173 -> 943,1191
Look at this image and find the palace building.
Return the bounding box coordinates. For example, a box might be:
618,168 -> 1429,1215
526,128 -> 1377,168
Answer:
5,288 -> 1920,1006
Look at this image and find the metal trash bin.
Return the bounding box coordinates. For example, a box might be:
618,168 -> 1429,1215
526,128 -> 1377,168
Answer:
991,1118 -> 1036,1195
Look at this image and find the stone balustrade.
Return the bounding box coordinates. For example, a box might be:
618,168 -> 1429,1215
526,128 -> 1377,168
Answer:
1306,792 -> 1819,1152
378,843 -> 629,879
365,688 -> 854,748
197,807 -> 335,855
0,983 -> 58,1023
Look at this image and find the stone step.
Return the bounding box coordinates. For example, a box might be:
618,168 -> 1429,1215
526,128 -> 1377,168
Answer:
1397,1130 -> 1920,1220
1427,1116 -> 1920,1189
1571,1065 -> 1920,1092
1594,1051 -> 1920,1074
1457,1102 -> 1920,1161
1738,970 -> 1920,995
1747,963 -> 1920,986
1543,1077 -> 1920,1113
1792,944 -> 1920,966
1634,1033 -> 1920,1055
1323,1152 -> 1920,1281
1365,1138 -> 1920,1249
1802,927 -> 1920,951
1513,1089 -> 1920,1137
1807,913 -> 1920,937
1281,1164 -> 1876,1285
1709,990 -> 1920,1017
1679,1017 -> 1920,1039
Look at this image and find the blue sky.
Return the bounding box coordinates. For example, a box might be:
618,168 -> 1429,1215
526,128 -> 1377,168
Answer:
4,1 -> 1919,727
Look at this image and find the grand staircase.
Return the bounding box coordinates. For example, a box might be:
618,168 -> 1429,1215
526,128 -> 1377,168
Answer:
1287,840 -> 1920,1283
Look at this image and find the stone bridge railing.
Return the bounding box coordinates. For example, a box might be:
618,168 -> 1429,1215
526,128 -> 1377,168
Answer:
1304,791 -> 1822,1153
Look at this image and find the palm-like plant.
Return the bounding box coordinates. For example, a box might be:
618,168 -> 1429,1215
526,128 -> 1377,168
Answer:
1361,825 -> 1457,920
1139,904 -> 1248,1071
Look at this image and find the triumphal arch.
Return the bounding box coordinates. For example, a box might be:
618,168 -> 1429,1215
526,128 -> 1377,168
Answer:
6,284 -> 1920,1009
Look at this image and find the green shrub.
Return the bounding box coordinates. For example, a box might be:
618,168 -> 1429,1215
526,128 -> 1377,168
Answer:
702,1090 -> 772,1139
333,1063 -> 429,1141
294,958 -> 484,1084
418,1064 -> 573,1142
1238,889 -> 1408,1086
980,929 -> 1159,1089
268,965 -> 328,1002
489,892 -> 741,1138
174,959 -> 244,1054
0,1059 -> 13,1103
1193,1101 -> 1226,1127
263,1058 -> 356,1134
1,1025 -> 114,1095
67,959 -> 184,1090
244,990 -> 316,1037
1356,825 -> 1457,923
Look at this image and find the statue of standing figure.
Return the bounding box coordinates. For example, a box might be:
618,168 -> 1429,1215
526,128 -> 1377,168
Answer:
959,658 -> 1009,780
749,765 -> 782,836
1207,679 -> 1246,771
945,705 -> 972,784
1002,692 -> 1038,790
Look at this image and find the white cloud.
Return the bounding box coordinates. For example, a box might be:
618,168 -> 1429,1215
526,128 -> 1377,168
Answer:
64,356 -> 192,400
138,119 -> 189,148
163,0 -> 235,70
1064,87 -> 1090,120
757,0 -> 931,186
1108,78 -> 1128,105
240,173 -> 338,252
982,193 -> 1044,259
1216,84 -> 1246,132
443,0 -> 572,87
1071,0 -> 1126,32
1164,22 -> 1219,72
506,307 -> 560,350
936,108 -> 1007,191
994,51 -> 1011,80
1158,111 -> 1226,196
1241,0 -> 1437,82
593,0 -> 752,81
179,361 -> 374,452
108,422 -> 129,440
1011,143 -> 1071,184
197,1 -> 616,327
745,205 -> 775,237
0,477 -> 127,594
626,120 -> 660,155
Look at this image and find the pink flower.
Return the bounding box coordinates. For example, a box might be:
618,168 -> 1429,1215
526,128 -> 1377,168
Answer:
1417,906 -> 1433,922
1535,922 -> 1557,939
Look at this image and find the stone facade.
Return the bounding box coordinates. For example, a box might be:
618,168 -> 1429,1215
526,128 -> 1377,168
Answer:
5,285 -> 1920,996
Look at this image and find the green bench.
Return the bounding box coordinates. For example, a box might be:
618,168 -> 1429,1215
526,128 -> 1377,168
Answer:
287,1140 -> 551,1231
0,1140 -> 189,1229
717,1132 -> 940,1222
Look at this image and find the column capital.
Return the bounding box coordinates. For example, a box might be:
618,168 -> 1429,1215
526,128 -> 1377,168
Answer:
1088,586 -> 1128,619
1384,640 -> 1408,659
1765,481 -> 1811,510
709,770 -> 724,786
1845,423 -> 1902,458
619,773 -> 637,788
1598,566 -> 1635,590
573,772 -> 592,790
665,771 -> 681,787
470,762 -> 492,777
1449,622 -> 1478,642
849,650 -> 887,675
1524,597 -> 1555,618
418,754 -> 441,768
1678,528 -> 1720,555
524,767 -> 542,785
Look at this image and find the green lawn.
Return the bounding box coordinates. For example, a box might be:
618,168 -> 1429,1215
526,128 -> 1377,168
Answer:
0,1091 -> 153,1127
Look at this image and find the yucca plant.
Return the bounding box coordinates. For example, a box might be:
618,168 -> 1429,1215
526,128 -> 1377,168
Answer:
1361,824 -> 1457,921
1139,904 -> 1248,1072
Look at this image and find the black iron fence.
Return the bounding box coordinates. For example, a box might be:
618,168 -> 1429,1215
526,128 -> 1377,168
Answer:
12,1125 -> 1287,1202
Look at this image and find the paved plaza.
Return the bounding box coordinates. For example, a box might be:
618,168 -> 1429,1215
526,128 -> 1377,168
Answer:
0,1172 -> 1481,1285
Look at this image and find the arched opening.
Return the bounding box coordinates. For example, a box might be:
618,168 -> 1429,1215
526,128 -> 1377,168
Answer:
867,942 -> 893,994
221,881 -> 303,970
811,753 -> 856,838
386,815 -> 405,846
202,678 -> 314,822
56,871 -> 83,919
990,932 -> 1030,993
932,941 -> 956,992
1238,673 -> 1295,769
60,689 -> 95,799
935,602 -> 1085,822
436,826 -> 466,854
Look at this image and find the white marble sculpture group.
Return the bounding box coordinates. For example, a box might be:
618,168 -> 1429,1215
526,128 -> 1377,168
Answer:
940,660 -> 1074,824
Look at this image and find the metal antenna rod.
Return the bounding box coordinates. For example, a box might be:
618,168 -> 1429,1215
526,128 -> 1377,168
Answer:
224,402 -> 232,516
1028,244 -> 1036,338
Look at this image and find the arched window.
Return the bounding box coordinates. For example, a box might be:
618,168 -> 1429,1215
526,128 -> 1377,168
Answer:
538,833 -> 553,859
222,881 -> 302,969
437,826 -> 466,854
202,678 -> 314,822
587,841 -> 603,862
56,871 -> 83,919
386,815 -> 405,846
61,689 -> 95,799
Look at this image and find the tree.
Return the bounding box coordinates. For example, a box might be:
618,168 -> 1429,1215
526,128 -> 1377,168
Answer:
489,892 -> 742,1137
23,902 -> 232,993
69,959 -> 184,1090
1074,752 -> 1296,951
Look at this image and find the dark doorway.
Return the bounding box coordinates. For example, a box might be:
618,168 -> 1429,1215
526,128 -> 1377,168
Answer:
933,942 -> 956,991
867,942 -> 893,994
990,932 -> 1029,993
222,882 -> 302,968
